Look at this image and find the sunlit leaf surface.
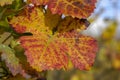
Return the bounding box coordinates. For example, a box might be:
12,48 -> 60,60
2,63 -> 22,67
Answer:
28,0 -> 96,18
9,7 -> 98,71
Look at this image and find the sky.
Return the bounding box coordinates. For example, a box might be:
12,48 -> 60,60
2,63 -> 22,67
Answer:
95,0 -> 120,19
83,0 -> 120,38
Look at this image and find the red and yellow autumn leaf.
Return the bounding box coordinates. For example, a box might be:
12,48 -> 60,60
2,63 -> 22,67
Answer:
9,7 -> 87,34
19,33 -> 68,71
19,30 -> 97,71
10,7 -> 50,34
59,31 -> 98,70
9,7 -> 98,71
28,0 -> 96,18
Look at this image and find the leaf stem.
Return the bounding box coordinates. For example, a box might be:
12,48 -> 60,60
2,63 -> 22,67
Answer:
0,8 -> 7,20
2,33 -> 12,44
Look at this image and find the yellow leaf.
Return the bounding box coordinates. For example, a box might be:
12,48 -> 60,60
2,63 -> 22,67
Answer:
0,0 -> 14,6
101,22 -> 117,42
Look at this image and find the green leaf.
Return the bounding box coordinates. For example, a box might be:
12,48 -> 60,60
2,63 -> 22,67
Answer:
0,44 -> 31,78
0,20 -> 9,28
11,0 -> 25,11
0,32 -> 13,45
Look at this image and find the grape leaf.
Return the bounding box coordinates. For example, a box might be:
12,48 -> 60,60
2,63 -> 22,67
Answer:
9,7 -> 87,34
0,0 -> 14,6
28,0 -> 96,18
9,7 -> 98,71
19,33 -> 69,71
57,17 -> 89,32
0,45 -> 31,78
44,9 -> 61,30
19,30 -> 97,71
27,0 -> 47,6
9,7 -> 53,34
59,30 -> 98,70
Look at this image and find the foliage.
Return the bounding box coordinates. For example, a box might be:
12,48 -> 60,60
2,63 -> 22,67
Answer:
0,0 -> 14,6
0,44 -> 30,79
27,0 -> 96,18
0,0 -> 98,79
